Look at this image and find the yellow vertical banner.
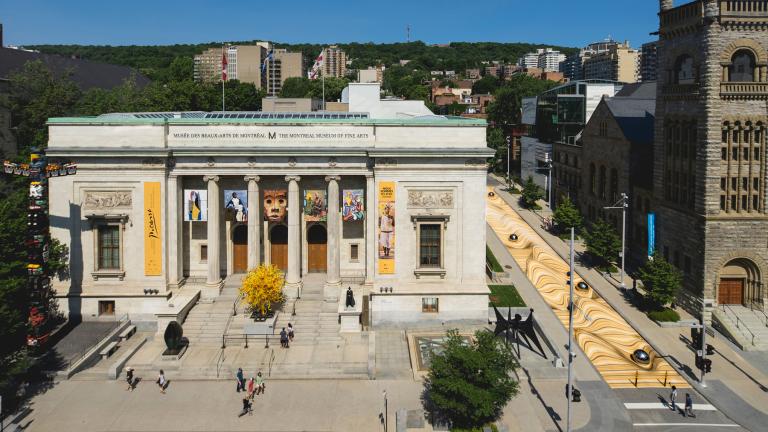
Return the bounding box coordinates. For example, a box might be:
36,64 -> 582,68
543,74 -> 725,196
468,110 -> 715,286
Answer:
377,181 -> 395,274
144,182 -> 162,276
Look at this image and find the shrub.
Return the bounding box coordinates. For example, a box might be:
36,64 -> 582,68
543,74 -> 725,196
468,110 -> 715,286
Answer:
648,308 -> 680,323
486,246 -> 503,272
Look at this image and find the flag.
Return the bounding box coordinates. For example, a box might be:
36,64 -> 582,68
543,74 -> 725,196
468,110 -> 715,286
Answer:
221,48 -> 228,82
308,50 -> 324,80
262,49 -> 274,74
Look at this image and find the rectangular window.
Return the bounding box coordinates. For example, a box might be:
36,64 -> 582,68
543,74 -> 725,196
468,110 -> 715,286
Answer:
722,147 -> 727,160
754,195 -> 759,211
201,244 -> 208,262
742,195 -> 748,210
733,147 -> 739,161
756,148 -> 761,161
98,300 -> 115,316
720,195 -> 726,210
731,197 -> 737,210
732,178 -> 737,191
721,178 -> 726,191
98,226 -> 120,269
350,244 -> 359,261
419,224 -> 441,267
422,297 -> 439,313
743,177 -> 749,190
673,251 -> 680,268
744,147 -> 750,160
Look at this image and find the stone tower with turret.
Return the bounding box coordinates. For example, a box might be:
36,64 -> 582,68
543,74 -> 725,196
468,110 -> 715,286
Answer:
655,0 -> 768,324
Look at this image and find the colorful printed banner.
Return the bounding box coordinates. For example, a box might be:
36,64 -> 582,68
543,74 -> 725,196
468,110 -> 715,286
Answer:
647,213 -> 656,258
144,182 -> 162,276
303,190 -> 327,222
224,189 -> 248,222
264,189 -> 287,222
342,189 -> 365,222
184,189 -> 208,221
378,181 -> 395,274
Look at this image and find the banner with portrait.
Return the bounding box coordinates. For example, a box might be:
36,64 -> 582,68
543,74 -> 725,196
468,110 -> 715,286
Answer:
184,189 -> 208,221
303,189 -> 327,222
224,189 -> 248,222
377,181 -> 395,274
342,189 -> 365,222
144,182 -> 162,275
263,189 -> 287,223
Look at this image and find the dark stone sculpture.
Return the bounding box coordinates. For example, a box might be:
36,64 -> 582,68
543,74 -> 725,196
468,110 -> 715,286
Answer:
345,287 -> 356,308
164,321 -> 184,352
492,306 -> 546,359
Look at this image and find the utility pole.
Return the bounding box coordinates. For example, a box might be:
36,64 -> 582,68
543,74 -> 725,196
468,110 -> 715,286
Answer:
382,390 -> 388,431
506,135 -> 512,190
537,152 -> 553,209
604,193 -> 629,289
691,321 -> 708,387
566,227 -> 575,432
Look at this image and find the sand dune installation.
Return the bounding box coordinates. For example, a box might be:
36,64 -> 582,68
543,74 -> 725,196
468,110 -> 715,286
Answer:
486,188 -> 687,389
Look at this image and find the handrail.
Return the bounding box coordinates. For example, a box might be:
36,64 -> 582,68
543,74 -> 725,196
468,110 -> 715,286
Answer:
749,302 -> 768,327
221,332 -> 279,349
721,304 -> 756,345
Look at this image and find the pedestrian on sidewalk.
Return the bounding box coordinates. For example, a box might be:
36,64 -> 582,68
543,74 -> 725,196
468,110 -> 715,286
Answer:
255,371 -> 265,395
239,397 -> 252,417
670,385 -> 677,411
157,369 -> 166,394
247,376 -> 255,400
236,367 -> 245,392
685,393 -> 694,417
125,367 -> 134,391
280,327 -> 289,348
288,323 -> 294,342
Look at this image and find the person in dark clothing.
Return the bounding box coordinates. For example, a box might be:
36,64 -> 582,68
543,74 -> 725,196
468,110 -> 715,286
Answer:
125,367 -> 134,391
236,368 -> 245,392
685,393 -> 694,417
280,327 -> 289,348
240,397 -> 252,416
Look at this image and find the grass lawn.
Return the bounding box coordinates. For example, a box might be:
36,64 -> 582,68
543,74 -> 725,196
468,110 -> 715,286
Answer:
486,246 -> 503,272
488,285 -> 526,307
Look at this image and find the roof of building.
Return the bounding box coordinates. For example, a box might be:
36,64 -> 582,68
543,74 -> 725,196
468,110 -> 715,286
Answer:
0,47 -> 150,90
614,81 -> 656,98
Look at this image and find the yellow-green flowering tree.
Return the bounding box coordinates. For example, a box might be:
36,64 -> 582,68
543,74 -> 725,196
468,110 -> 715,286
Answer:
240,264 -> 284,316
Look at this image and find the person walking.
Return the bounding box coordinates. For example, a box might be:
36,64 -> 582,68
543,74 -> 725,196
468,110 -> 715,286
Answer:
685,393 -> 694,417
255,371 -> 265,395
669,385 -> 677,411
125,367 -> 134,391
240,397 -> 252,417
280,327 -> 289,348
247,377 -> 255,400
236,367 -> 245,392
288,323 -> 295,342
157,370 -> 166,394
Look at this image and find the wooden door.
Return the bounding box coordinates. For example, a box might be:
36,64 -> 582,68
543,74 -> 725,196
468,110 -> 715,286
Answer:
718,278 -> 744,305
270,225 -> 288,272
233,225 -> 248,273
307,224 -> 327,273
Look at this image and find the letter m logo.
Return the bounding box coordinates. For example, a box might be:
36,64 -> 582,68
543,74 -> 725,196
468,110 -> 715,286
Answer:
268,132 -> 276,140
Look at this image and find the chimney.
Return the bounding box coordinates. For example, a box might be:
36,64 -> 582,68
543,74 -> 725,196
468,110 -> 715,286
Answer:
660,0 -> 674,11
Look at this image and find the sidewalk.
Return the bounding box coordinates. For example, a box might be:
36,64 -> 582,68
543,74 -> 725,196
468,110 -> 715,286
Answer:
490,174 -> 768,431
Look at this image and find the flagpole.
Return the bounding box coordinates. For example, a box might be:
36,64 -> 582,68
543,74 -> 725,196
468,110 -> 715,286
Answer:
222,79 -> 225,112
271,43 -> 275,97
322,72 -> 326,110
222,44 -> 226,112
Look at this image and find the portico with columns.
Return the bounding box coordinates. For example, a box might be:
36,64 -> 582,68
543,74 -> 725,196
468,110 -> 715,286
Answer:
46,108 -> 494,328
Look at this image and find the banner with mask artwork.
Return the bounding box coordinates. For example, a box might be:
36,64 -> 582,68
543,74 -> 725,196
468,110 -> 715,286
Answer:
303,190 -> 327,222
263,189 -> 287,223
224,189 -> 248,222
377,182 -> 395,274
342,189 -> 365,222
184,189 -> 208,221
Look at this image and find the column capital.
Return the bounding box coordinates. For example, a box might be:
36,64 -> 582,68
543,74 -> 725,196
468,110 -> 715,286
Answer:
244,175 -> 261,183
365,173 -> 374,179
203,175 -> 220,183
285,175 -> 301,183
324,175 -> 341,183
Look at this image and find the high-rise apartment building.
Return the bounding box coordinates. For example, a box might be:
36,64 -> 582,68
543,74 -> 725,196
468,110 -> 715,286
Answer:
518,48 -> 566,72
562,40 -> 629,81
518,52 -> 539,69
265,49 -> 303,96
582,41 -> 640,83
322,45 -> 347,78
640,41 -> 658,82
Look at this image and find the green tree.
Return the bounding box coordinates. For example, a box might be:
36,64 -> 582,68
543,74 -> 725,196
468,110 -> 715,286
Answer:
552,196 -> 582,234
637,251 -> 682,309
583,218 -> 621,269
520,176 -> 544,209
280,77 -> 313,98
424,329 -> 518,429
487,87 -> 520,127
472,75 -> 499,95
486,128 -> 507,175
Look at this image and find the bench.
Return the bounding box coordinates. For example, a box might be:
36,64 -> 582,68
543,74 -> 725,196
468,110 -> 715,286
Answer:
119,324 -> 137,342
100,341 -> 119,359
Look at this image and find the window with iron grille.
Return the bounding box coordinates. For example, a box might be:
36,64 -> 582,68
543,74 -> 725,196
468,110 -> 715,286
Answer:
419,224 -> 441,267
98,225 -> 120,269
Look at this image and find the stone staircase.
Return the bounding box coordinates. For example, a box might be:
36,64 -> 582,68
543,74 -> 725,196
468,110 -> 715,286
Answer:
182,276 -> 242,347
713,305 -> 768,351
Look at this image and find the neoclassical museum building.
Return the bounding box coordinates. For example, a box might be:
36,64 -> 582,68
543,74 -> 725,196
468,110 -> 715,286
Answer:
46,84 -> 493,328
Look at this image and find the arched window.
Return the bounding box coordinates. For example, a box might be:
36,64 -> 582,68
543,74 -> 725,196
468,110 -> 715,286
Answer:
729,50 -> 756,82
675,55 -> 695,84
589,163 -> 596,195
599,166 -> 606,199
610,168 -> 618,201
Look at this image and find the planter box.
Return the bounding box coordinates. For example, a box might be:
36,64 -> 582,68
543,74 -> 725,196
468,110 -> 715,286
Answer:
244,313 -> 279,335
653,318 -> 697,328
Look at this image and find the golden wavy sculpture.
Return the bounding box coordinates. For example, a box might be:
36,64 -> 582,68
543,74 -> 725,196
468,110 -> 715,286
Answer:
486,189 -> 688,389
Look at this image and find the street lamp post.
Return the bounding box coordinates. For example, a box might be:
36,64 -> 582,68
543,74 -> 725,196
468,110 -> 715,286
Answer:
691,321 -> 708,387
535,153 -> 553,209
506,135 -> 512,190
566,227 -> 575,432
604,193 -> 629,289
382,390 -> 388,432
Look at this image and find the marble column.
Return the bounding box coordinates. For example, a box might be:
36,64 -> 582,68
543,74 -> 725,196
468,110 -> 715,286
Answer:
166,175 -> 183,290
204,175 -> 222,296
364,174 -> 376,287
284,175 -> 303,298
244,176 -> 261,270
324,175 -> 342,300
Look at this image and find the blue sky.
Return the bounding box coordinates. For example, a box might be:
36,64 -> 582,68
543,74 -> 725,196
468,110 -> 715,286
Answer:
2,0 -> 662,48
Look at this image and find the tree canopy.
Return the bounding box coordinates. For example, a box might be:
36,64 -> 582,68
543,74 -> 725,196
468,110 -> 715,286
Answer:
583,218 -> 621,269
637,252 -> 682,309
520,176 -> 544,209
552,196 -> 583,234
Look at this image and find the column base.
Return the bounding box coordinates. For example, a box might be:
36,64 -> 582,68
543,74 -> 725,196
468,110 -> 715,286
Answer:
323,281 -> 342,302
202,280 -> 223,300
284,279 -> 303,300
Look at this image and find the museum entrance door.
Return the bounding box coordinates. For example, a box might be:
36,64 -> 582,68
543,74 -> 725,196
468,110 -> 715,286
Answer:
233,225 -> 248,273
307,224 -> 327,273
718,278 -> 744,305
270,225 -> 288,272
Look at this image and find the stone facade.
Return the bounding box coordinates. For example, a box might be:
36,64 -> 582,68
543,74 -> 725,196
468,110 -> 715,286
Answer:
656,0 -> 768,321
